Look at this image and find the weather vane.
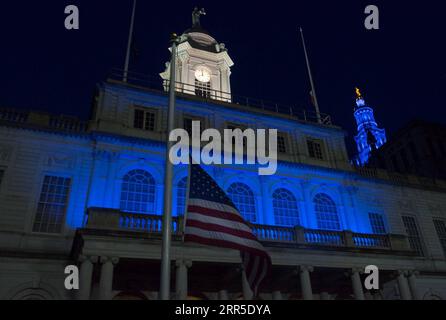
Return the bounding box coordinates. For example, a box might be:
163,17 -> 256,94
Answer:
192,7 -> 206,27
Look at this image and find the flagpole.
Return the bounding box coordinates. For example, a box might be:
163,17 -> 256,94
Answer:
123,0 -> 137,82
159,33 -> 179,301
299,27 -> 322,124
181,159 -> 193,243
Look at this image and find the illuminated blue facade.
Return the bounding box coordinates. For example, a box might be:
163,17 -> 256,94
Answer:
353,93 -> 387,166
2,19 -> 446,301
81,82 -> 380,235
1,62 -> 446,303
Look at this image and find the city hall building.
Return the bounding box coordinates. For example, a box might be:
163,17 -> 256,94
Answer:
1,16 -> 446,301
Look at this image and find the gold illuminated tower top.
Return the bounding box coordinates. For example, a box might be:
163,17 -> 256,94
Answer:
355,87 -> 363,100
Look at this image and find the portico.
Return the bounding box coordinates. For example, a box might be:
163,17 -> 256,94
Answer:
73,208 -> 427,300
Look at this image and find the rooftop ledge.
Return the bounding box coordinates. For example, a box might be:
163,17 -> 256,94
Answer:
107,68 -> 335,128
1,107 -> 446,192
83,207 -> 416,257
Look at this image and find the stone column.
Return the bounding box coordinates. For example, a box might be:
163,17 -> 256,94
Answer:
364,292 -> 373,300
77,255 -> 97,300
350,268 -> 365,300
176,260 -> 192,300
299,266 -> 314,300
408,271 -> 421,300
373,292 -> 383,300
397,270 -> 412,300
272,291 -> 283,300
218,290 -> 229,300
320,292 -> 330,300
99,257 -> 119,300
242,270 -> 254,300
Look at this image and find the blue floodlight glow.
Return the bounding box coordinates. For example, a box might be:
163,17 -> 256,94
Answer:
353,94 -> 387,166
62,86 -> 388,237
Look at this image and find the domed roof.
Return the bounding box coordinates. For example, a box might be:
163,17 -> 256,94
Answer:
182,25 -> 220,53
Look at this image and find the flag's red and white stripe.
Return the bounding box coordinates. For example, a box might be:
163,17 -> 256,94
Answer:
185,198 -> 271,296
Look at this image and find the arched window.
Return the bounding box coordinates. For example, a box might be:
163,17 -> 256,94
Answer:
273,188 -> 300,227
120,170 -> 156,213
227,183 -> 257,223
176,177 -> 188,216
313,193 -> 340,230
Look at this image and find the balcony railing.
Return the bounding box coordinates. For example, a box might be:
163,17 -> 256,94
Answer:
84,208 -> 412,253
49,115 -> 88,132
108,69 -> 333,126
84,209 -> 182,235
0,107 -> 88,133
0,108 -> 29,123
353,165 -> 446,191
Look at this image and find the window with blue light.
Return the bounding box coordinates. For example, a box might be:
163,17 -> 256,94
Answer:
120,169 -> 156,214
273,188 -> 300,227
33,175 -> 71,234
227,183 -> 257,223
177,177 -> 188,216
313,193 -> 340,231
369,213 -> 387,234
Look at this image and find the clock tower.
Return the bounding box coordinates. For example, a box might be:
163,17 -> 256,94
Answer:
160,8 -> 234,102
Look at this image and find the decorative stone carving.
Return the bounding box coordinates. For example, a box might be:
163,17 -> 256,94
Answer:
398,200 -> 415,212
94,149 -> 120,162
46,154 -> 75,169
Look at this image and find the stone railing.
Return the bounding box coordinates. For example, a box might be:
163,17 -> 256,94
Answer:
352,232 -> 391,249
303,228 -> 346,246
355,166 -> 379,180
252,225 -> 296,242
85,208 -> 182,235
0,108 -> 29,123
0,107 -> 88,133
354,166 -> 446,190
49,115 -> 88,132
84,208 -> 412,253
108,69 -> 333,126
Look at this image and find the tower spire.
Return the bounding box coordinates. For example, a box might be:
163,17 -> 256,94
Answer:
355,87 -> 366,108
353,87 -> 387,166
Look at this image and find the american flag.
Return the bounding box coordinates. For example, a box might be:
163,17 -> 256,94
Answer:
184,164 -> 271,297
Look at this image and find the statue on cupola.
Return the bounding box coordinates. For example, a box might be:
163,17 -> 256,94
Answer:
192,7 -> 206,27
160,8 -> 234,103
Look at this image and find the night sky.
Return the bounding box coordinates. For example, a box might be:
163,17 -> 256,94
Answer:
1,1 -> 445,154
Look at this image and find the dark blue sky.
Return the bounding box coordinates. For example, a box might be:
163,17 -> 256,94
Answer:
1,1 -> 445,154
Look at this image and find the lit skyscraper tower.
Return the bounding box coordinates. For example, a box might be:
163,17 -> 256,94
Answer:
353,88 -> 387,166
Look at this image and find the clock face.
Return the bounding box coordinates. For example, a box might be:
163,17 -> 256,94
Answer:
195,68 -> 211,83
